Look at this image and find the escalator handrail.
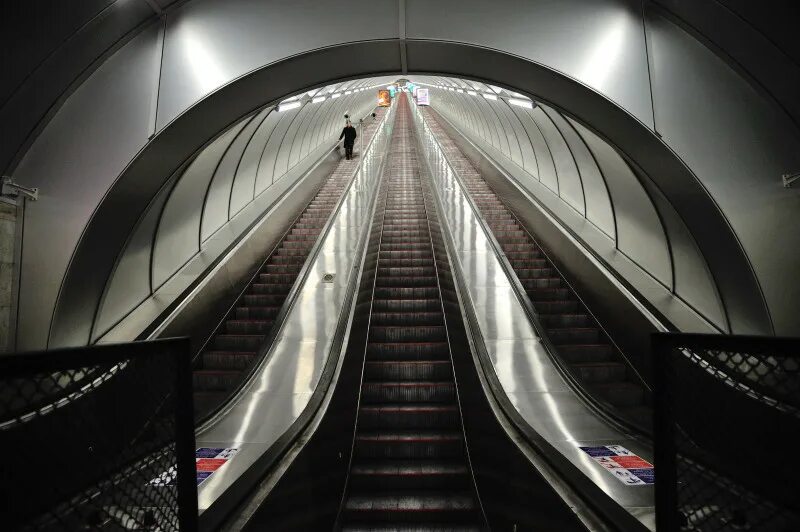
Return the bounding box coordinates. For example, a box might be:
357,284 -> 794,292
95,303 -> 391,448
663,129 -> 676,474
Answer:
194,106 -> 392,428
417,106 -> 654,437
413,102 -> 650,532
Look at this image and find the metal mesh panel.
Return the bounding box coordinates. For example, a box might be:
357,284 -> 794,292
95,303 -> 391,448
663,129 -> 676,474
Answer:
654,334 -> 800,531
682,346 -> 800,415
0,339 -> 196,531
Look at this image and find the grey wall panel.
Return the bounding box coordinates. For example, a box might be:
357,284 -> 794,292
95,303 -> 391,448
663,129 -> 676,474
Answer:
256,110 -> 297,189
532,107 -> 584,212
196,120 -> 251,242
13,24 -> 161,350
490,100 -> 524,166
554,113 -> 615,238
299,101 -> 328,158
153,126 -> 243,289
92,176 -> 174,342
273,105 -> 308,179
474,97 -> 505,152
201,109 -> 267,241
1,0 -> 115,103
0,0 -> 156,174
291,101 -> 323,166
228,110 -> 277,216
499,103 -> 536,173
647,8 -> 800,334
406,0 -> 654,129
643,178 -> 728,331
571,120 -> 672,287
156,0 -> 398,129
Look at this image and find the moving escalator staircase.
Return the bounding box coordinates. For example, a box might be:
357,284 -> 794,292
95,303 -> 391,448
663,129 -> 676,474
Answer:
193,110 -> 385,420
422,108 -> 651,433
340,94 -> 484,530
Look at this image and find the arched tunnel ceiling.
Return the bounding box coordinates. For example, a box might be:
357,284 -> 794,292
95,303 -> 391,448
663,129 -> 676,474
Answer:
4,0 -> 800,350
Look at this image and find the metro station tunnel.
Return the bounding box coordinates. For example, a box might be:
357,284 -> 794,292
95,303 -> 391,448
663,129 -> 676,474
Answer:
1,1 -> 799,531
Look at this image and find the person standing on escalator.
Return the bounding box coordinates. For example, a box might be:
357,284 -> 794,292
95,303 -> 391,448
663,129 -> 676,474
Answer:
339,120 -> 357,160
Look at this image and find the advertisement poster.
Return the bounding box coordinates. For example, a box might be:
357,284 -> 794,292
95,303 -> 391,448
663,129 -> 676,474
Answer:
149,447 -> 240,487
579,445 -> 654,486
377,90 -> 391,107
416,88 -> 430,106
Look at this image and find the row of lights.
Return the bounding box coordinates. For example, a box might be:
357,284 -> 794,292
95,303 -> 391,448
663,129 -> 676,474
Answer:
277,84 -> 388,112
414,81 -> 534,109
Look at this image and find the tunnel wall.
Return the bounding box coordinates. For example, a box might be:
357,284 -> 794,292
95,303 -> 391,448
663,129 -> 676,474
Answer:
92,81 -> 386,344
4,0 -> 799,350
419,77 -> 727,333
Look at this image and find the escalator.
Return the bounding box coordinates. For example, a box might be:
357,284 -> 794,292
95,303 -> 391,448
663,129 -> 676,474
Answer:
193,110 -> 387,420
337,94 -> 485,530
420,108 -> 652,433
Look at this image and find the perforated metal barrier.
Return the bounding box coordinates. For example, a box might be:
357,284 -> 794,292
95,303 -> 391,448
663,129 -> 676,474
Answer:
0,338 -> 197,531
654,333 -> 800,531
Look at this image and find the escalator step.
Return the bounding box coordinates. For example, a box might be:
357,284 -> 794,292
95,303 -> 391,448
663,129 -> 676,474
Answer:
375,276 -> 438,288
369,326 -> 447,343
361,382 -> 455,403
372,299 -> 441,312
243,294 -> 288,306
374,287 -> 440,299
538,313 -> 591,327
250,283 -> 292,295
570,362 -> 627,383
557,344 -> 615,363
201,351 -> 256,370
366,343 -> 450,361
350,460 -> 469,490
354,431 -> 464,459
371,312 -> 444,326
344,493 -> 476,523
358,404 -> 460,429
225,319 -> 273,334
548,327 -> 602,344
342,524 -> 480,531
213,334 -> 264,351
234,306 -> 281,320
364,361 -> 453,381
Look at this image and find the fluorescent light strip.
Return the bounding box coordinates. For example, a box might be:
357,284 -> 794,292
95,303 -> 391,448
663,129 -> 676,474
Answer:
332,93 -> 342,99
483,93 -> 498,100
278,101 -> 302,112
345,90 -> 352,95
508,98 -> 533,109
468,90 -> 478,96
312,96 -> 326,103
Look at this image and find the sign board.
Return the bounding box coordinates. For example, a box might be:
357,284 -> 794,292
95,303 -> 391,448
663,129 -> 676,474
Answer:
377,90 -> 391,107
149,447 -> 240,487
416,88 -> 430,106
579,445 -> 654,486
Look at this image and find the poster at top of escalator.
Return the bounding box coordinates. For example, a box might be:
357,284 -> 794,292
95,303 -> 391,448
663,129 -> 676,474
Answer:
417,88 -> 430,106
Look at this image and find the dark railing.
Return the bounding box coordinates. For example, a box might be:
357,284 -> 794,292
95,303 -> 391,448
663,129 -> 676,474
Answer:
0,338 -> 197,531
653,333 -> 800,531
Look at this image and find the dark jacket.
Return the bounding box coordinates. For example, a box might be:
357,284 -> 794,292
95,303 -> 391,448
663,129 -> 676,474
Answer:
339,125 -> 357,145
